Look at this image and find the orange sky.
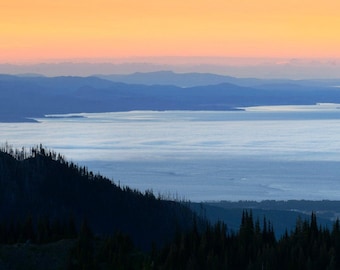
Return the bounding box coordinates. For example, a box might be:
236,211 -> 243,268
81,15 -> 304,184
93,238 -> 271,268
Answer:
1,0 -> 340,63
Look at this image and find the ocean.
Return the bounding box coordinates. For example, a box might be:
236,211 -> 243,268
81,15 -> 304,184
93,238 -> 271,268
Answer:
2,104 -> 340,202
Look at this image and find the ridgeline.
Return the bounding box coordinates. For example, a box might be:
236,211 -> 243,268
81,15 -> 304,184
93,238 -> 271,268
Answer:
0,144 -> 199,250
2,145 -> 340,269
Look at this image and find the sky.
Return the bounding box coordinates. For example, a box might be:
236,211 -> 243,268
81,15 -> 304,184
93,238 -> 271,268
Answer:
1,0 -> 340,65
0,0 -> 340,63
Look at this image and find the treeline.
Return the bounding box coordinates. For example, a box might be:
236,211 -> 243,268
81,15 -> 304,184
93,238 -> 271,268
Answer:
91,211 -> 340,270
151,211 -> 340,270
0,142 -> 64,161
0,142 -> 91,177
56,211 -> 340,269
0,144 -> 200,250
3,144 -> 340,269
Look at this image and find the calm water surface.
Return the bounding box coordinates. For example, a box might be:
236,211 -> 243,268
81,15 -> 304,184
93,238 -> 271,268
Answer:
2,105 -> 340,201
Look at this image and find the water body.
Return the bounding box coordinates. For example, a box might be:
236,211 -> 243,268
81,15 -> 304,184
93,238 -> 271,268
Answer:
2,104 -> 340,202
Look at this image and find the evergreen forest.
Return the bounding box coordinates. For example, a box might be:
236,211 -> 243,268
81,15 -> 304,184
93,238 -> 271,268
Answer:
1,144 -> 340,269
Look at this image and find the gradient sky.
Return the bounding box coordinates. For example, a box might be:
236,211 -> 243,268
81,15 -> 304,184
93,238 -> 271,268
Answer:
1,0 -> 340,63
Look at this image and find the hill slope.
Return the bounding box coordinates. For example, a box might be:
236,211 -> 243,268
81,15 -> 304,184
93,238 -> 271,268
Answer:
0,145 -> 198,249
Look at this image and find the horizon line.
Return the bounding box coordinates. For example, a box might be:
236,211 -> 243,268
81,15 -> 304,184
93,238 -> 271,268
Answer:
2,56 -> 340,65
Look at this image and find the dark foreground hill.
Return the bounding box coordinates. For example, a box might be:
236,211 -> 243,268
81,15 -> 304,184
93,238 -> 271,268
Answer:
3,146 -> 340,269
0,145 -> 198,250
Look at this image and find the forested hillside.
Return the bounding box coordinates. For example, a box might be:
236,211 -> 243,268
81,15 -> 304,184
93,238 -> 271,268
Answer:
2,145 -> 340,268
154,211 -> 340,269
0,144 -> 199,250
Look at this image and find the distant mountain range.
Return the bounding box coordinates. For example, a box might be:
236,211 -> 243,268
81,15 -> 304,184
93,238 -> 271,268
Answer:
1,72 -> 340,122
2,59 -> 340,79
97,70 -> 340,88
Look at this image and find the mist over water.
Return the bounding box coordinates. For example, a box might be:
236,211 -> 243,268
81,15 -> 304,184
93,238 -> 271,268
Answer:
2,106 -> 340,201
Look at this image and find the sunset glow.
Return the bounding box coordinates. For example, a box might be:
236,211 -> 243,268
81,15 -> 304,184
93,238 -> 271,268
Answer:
1,0 -> 340,63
